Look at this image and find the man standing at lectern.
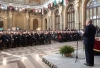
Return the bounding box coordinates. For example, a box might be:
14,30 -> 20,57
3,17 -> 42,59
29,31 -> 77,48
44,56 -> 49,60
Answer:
83,19 -> 96,66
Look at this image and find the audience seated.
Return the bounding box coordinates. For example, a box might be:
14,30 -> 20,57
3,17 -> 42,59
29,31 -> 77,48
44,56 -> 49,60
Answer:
0,29 -> 82,50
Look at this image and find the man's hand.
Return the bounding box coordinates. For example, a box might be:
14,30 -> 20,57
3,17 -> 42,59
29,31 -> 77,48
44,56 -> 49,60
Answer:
80,30 -> 84,34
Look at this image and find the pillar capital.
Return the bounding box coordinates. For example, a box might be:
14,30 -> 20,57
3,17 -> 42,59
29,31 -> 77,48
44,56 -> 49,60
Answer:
74,0 -> 80,9
58,5 -> 62,15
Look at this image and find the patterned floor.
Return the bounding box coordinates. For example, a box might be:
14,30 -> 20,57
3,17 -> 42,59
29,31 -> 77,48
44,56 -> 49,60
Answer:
0,41 -> 83,68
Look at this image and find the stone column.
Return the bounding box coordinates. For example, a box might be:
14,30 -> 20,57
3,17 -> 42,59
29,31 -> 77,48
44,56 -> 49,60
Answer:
63,7 -> 66,30
28,13 -> 31,30
41,16 -> 43,30
26,12 -> 29,30
82,6 -> 86,29
4,18 -> 7,30
52,10 -> 55,30
59,13 -> 63,30
75,1 -> 80,30
59,5 -> 63,30
47,10 -> 52,30
51,15 -> 53,30
49,17 -> 52,30
30,17 -> 33,30
47,17 -> 49,30
9,11 -> 13,29
50,16 -> 52,30
38,18 -> 42,30
48,17 -> 50,30
4,11 -> 7,30
42,17 -> 45,30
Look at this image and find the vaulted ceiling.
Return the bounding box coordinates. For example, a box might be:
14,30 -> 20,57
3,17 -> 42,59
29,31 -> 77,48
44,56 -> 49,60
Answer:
0,0 -> 48,6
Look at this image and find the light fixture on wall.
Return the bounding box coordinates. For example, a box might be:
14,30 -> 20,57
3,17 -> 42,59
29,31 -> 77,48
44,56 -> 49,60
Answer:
26,14 -> 29,19
37,28 -> 40,30
19,8 -> 22,12
5,17 -> 7,19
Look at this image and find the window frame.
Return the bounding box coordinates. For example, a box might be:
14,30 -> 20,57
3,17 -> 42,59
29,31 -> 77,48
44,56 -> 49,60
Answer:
67,4 -> 75,29
86,0 -> 100,26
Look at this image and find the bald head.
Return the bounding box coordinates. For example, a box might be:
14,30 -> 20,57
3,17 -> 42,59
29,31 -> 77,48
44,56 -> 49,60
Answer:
86,19 -> 92,26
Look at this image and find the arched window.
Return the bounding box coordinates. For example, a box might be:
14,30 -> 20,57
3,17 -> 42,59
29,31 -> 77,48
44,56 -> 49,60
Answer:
67,4 -> 75,29
55,10 -> 60,30
0,17 -> 3,30
45,18 -> 47,30
33,19 -> 38,30
86,0 -> 100,27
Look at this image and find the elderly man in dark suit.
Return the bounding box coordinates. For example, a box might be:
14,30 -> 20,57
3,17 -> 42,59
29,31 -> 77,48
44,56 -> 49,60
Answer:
83,19 -> 96,66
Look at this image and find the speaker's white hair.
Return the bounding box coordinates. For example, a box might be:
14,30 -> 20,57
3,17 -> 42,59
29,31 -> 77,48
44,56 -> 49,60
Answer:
86,19 -> 92,24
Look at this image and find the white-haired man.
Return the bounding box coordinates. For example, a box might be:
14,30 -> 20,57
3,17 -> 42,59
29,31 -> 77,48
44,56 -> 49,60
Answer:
82,19 -> 96,66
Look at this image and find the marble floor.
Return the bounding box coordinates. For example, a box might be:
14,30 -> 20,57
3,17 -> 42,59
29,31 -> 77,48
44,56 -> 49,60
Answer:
43,49 -> 100,68
0,41 -> 85,68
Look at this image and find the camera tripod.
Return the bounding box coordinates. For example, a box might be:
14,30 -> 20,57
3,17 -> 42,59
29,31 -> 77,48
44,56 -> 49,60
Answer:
75,36 -> 85,63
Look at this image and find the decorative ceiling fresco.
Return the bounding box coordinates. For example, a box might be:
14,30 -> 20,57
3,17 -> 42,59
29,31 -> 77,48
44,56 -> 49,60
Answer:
0,0 -> 48,5
0,0 -> 26,4
29,0 -> 41,3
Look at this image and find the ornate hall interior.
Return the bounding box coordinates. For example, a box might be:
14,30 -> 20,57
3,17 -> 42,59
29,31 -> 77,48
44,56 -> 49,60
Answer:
0,0 -> 100,68
0,0 -> 99,30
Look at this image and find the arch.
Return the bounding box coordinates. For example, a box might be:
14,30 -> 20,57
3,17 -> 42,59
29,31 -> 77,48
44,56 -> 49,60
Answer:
14,12 -> 24,30
64,3 -> 74,29
33,19 -> 38,30
45,18 -> 47,30
83,0 -> 89,7
66,4 -> 75,29
86,0 -> 100,27
82,0 -> 89,26
55,9 -> 60,30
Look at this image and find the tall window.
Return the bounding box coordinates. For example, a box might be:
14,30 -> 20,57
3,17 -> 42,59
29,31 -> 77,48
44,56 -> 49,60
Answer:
67,4 -> 75,29
33,19 -> 38,30
0,17 -> 3,30
55,10 -> 60,30
87,0 -> 100,27
45,18 -> 47,30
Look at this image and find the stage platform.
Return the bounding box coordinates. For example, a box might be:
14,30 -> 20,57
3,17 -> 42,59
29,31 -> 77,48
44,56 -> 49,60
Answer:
42,49 -> 100,68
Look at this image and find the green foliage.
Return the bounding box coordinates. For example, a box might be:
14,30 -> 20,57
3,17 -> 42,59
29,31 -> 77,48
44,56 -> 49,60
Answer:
59,45 -> 75,56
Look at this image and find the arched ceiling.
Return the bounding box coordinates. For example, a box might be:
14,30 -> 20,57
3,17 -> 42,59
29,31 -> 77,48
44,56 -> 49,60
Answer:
0,0 -> 48,6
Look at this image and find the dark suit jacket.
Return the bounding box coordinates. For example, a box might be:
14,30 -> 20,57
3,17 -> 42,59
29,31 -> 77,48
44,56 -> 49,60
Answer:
83,23 -> 96,46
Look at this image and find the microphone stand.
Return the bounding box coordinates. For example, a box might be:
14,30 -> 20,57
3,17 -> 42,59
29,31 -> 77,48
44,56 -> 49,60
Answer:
75,6 -> 85,62
75,33 -> 85,63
